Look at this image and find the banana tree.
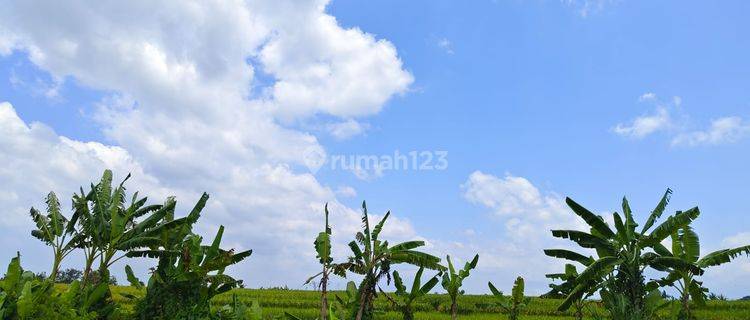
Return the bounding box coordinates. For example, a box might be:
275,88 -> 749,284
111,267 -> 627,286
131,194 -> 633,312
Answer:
74,170 -> 178,282
488,276 -> 530,320
441,254 -> 478,320
72,170 -> 168,285
657,225 -> 750,319
380,267 -> 440,320
126,193 -> 253,319
541,264 -> 594,320
29,192 -> 83,280
546,189 -> 704,317
305,203 -> 346,320
333,281 -> 359,319
343,201 -> 443,320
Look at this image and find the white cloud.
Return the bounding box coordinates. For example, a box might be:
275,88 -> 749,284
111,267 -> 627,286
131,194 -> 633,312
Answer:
462,171 -> 584,232
612,94 -> 677,139
335,186 -> 357,198
614,93 -> 750,147
671,116 -> 750,147
458,171 -> 589,294
639,92 -> 656,102
723,232 -> 750,248
613,107 -> 671,138
326,119 -> 369,140
0,0 -> 417,287
437,38 -> 454,55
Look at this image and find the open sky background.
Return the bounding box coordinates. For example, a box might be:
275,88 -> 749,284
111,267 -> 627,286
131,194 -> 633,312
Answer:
1,0 -> 749,297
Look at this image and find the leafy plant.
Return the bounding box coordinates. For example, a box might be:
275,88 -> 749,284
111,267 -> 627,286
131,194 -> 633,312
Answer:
341,201 -> 443,320
380,267 -> 440,320
128,193 -> 252,319
73,170 -> 169,284
656,225 -> 750,319
545,189 -> 703,319
333,281 -> 359,319
542,264 -> 592,320
29,192 -> 82,280
0,253 -> 95,319
488,276 -> 531,320
441,254 -> 478,320
305,203 -> 345,320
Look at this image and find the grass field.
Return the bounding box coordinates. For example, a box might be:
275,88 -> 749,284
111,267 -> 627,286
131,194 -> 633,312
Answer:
107,286 -> 750,320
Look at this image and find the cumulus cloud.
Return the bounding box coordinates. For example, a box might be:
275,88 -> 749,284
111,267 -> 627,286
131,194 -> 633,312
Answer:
458,171 -> 589,294
671,116 -> 750,147
462,171 -> 584,235
0,0 -> 417,287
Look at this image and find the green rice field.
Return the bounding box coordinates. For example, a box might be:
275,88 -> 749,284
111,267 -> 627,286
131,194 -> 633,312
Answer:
107,286 -> 750,320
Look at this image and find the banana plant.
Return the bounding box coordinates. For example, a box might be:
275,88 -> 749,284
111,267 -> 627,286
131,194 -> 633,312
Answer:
305,203 -> 346,320
441,254 -> 478,320
542,264 -> 593,320
0,253 -> 94,319
29,192 -> 83,280
488,276 -> 530,320
488,277 -> 530,319
334,281 -> 359,319
342,201 -> 443,320
72,170 -> 167,286
656,225 -> 750,319
380,267 -> 440,320
126,193 -> 253,319
545,189 -> 704,316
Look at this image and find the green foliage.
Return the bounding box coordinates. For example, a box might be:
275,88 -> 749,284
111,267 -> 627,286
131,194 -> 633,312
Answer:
305,204 -> 344,320
381,267 -> 440,320
341,201 -> 443,320
57,268 -> 84,284
130,193 -> 252,320
489,276 -> 531,320
29,192 -> 82,280
545,189 -> 704,319
655,223 -> 750,319
441,254 -> 478,320
0,253 -> 95,320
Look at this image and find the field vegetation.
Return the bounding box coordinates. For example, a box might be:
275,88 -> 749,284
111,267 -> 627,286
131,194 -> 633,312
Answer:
0,171 -> 749,320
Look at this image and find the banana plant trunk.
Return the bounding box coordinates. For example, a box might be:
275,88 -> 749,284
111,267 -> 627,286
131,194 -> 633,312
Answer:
403,305 -> 414,320
680,288 -> 692,320
82,254 -> 96,287
355,289 -> 375,320
450,298 -> 457,320
49,254 -> 62,282
320,270 -> 329,320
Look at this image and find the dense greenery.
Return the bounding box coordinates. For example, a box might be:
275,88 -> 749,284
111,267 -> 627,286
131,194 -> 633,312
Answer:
544,189 -> 750,320
1,172 -> 749,319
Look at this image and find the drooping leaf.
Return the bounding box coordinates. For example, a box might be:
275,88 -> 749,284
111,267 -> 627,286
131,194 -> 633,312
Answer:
566,197 -> 615,239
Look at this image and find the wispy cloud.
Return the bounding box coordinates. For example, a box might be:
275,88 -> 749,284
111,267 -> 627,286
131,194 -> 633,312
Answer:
437,37 -> 454,55
613,93 -> 750,147
561,0 -> 618,17
326,119 -> 369,140
612,93 -> 678,139
672,117 -> 750,147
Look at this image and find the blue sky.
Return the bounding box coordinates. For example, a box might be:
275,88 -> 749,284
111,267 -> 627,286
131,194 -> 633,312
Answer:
1,0 -> 749,296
